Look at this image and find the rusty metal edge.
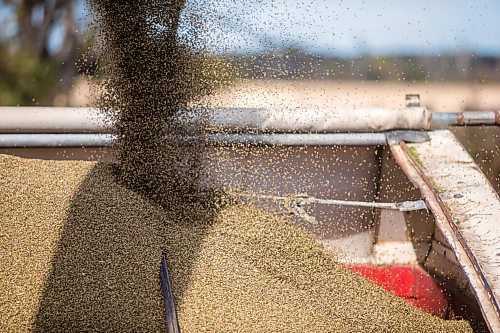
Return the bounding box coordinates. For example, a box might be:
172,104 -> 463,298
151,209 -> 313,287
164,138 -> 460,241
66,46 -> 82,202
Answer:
390,142 -> 500,333
398,141 -> 500,314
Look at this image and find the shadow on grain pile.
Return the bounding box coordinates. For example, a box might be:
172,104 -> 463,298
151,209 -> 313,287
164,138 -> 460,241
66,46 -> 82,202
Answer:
27,164 -> 478,333
33,163 -> 215,332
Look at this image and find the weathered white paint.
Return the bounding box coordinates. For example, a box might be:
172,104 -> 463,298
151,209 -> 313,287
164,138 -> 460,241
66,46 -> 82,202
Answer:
391,142 -> 500,331
410,130 -> 500,299
407,130 -> 500,331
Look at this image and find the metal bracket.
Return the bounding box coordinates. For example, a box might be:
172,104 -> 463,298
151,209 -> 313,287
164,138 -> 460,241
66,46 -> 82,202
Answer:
386,130 -> 430,145
285,197 -> 318,224
405,94 -> 421,107
395,200 -> 429,212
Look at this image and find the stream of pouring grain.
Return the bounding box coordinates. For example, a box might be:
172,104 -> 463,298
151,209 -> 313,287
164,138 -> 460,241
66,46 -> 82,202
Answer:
89,0 -> 214,206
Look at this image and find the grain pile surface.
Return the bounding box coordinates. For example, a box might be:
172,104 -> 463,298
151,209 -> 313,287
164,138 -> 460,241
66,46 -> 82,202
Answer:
0,154 -> 475,332
0,155 -> 94,333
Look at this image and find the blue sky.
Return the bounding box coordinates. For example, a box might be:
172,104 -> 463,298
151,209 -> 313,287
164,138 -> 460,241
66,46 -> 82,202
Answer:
2,0 -> 500,57
192,0 -> 500,57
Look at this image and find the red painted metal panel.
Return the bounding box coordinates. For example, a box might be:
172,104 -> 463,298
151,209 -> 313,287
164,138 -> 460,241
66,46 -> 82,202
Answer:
348,265 -> 448,318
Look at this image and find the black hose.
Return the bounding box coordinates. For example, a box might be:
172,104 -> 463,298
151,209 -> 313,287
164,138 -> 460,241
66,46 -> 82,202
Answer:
160,253 -> 180,333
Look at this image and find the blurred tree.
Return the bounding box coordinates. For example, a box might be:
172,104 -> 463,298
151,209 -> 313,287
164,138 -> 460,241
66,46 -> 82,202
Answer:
0,47 -> 57,105
0,0 -> 85,105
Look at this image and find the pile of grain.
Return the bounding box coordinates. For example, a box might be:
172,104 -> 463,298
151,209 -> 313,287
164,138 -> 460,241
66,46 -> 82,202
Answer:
0,154 -> 475,332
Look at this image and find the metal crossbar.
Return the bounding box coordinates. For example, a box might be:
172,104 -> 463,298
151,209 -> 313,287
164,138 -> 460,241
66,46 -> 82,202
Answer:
231,191 -> 428,212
